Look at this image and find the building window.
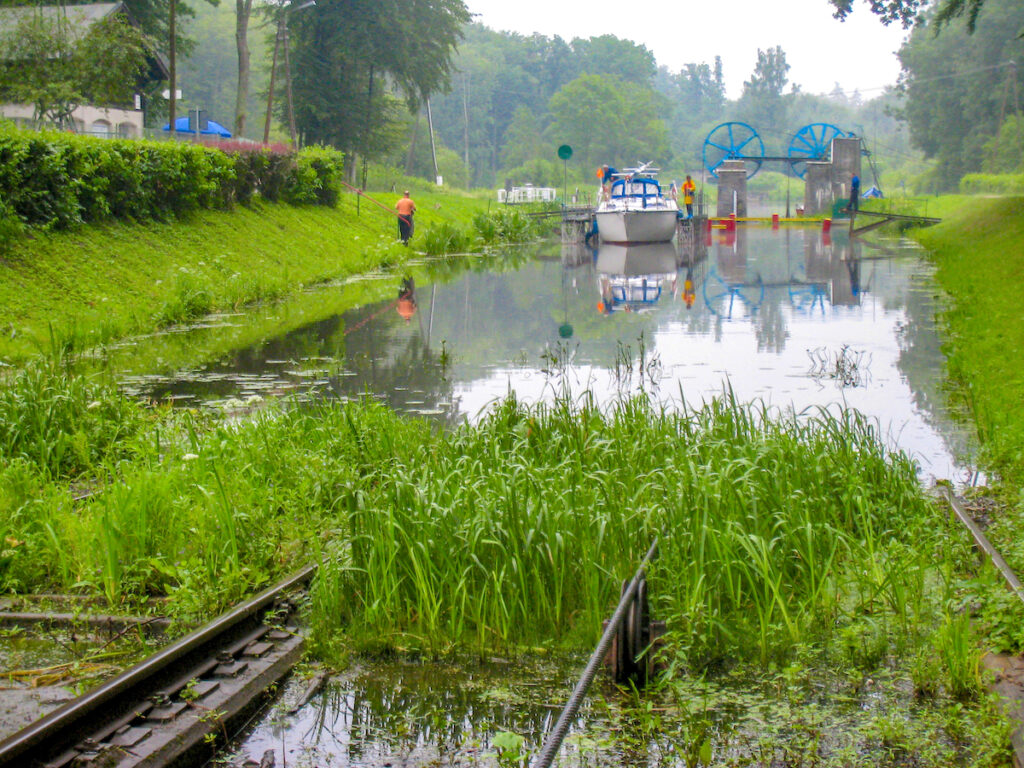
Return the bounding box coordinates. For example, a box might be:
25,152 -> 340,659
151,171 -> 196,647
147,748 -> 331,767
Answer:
89,119 -> 112,137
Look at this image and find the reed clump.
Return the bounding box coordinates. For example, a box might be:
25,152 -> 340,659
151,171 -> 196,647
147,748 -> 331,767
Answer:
0,359 -> 147,479
309,391 -> 950,667
0,377 -> 958,668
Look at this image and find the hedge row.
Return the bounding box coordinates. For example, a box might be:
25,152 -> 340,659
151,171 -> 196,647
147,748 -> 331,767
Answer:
0,125 -> 345,230
959,172 -> 1024,195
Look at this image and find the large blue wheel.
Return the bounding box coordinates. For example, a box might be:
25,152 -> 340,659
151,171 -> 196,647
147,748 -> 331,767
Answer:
787,123 -> 847,178
702,122 -> 764,179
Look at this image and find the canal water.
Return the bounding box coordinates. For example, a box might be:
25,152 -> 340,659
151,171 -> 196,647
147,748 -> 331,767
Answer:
108,225 -> 976,484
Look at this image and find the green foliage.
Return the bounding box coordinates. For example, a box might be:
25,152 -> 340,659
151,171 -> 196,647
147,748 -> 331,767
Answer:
547,74 -> 670,171
0,359 -> 146,480
737,46 -> 791,130
981,114 -> 1024,173
290,0 -> 471,155
0,10 -> 150,127
936,612 -> 983,699
421,221 -> 474,255
897,0 -> 1024,188
959,171 -> 1024,194
229,147 -> 294,204
307,392 -> 940,662
472,207 -> 539,244
491,731 -> 527,767
830,0 -> 988,32
284,146 -> 345,207
0,127 -> 345,231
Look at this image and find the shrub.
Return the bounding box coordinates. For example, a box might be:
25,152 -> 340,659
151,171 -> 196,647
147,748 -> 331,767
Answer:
959,172 -> 1024,195
0,124 -> 346,232
284,146 -> 345,206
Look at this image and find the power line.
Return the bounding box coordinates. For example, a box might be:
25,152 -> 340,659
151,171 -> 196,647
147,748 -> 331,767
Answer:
825,59 -> 1016,99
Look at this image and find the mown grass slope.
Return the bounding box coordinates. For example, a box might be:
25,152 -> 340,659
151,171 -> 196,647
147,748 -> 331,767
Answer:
0,190 -> 490,362
913,196 -> 1024,484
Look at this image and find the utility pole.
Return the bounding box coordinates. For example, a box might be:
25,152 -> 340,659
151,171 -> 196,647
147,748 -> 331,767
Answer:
426,97 -> 440,185
168,0 -> 176,137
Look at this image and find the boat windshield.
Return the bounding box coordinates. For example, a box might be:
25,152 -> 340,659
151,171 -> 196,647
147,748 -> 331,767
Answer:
610,178 -> 662,200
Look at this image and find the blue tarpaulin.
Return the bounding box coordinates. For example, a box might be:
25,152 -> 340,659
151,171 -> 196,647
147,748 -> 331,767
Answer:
161,116 -> 232,137
862,185 -> 883,198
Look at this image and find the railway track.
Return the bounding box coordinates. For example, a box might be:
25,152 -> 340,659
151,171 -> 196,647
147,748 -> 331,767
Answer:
0,566 -> 315,768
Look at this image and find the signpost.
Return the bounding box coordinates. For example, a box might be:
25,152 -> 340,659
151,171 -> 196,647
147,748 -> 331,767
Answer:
557,144 -> 572,204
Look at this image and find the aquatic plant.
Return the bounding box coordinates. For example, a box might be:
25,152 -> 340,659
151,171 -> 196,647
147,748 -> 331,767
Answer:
421,221 -> 475,256
308,390 -> 951,665
0,370 -> 966,667
0,360 -> 146,479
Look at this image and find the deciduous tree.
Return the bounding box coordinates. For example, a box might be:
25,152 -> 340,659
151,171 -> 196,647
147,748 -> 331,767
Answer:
0,10 -> 150,127
828,0 -> 987,31
289,0 -> 470,159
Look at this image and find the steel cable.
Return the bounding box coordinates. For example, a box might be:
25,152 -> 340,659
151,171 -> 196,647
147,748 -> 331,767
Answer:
531,537 -> 659,768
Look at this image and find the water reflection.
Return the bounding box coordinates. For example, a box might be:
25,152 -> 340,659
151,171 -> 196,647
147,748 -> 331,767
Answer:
112,227 -> 977,482
595,243 -> 678,314
231,656 -> 605,768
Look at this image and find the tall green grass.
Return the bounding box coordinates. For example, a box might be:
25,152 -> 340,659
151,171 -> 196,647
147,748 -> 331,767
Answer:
309,391 -> 949,666
0,358 -> 146,479
0,370 -> 957,666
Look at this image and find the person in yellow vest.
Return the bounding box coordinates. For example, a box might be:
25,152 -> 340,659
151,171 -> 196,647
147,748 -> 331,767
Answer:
396,191 -> 416,244
682,266 -> 695,309
682,175 -> 696,219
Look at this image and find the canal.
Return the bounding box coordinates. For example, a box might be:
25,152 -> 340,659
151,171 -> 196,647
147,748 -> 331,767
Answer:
107,225 -> 975,484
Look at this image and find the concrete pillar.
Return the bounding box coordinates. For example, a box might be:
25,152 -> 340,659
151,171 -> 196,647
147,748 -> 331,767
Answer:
716,160 -> 748,217
804,161 -> 832,216
830,136 -> 862,206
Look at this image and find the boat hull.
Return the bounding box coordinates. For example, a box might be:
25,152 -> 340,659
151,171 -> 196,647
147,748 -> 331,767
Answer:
595,242 -> 679,276
596,209 -> 677,244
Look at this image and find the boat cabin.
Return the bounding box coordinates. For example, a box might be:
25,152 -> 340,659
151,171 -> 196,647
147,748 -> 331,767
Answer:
610,177 -> 663,207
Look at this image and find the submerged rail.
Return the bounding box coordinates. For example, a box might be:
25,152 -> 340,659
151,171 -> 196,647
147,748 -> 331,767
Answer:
941,488 -> 1024,606
0,565 -> 316,768
531,537 -> 659,768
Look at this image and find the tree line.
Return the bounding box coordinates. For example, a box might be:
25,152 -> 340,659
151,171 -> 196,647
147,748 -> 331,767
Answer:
0,0 -> 1021,193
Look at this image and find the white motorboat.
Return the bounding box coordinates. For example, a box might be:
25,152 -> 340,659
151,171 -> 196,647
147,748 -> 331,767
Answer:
596,241 -> 679,313
595,164 -> 678,244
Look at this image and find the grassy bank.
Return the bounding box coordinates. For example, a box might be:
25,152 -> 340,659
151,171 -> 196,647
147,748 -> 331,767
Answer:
0,189 -> 493,363
905,197 -> 1024,607
909,196 -> 1024,485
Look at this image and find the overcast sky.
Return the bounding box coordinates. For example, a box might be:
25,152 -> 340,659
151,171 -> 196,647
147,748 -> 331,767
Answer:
464,0 -> 910,99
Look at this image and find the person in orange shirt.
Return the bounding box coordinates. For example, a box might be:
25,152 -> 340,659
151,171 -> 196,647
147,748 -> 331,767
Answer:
396,191 -> 416,244
397,276 -> 416,322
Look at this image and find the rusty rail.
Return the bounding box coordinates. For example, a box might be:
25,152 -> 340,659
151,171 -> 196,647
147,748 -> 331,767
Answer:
0,565 -> 315,767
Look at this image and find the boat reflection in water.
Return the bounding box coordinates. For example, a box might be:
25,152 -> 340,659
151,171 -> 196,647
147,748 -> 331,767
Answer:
596,241 -> 679,314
